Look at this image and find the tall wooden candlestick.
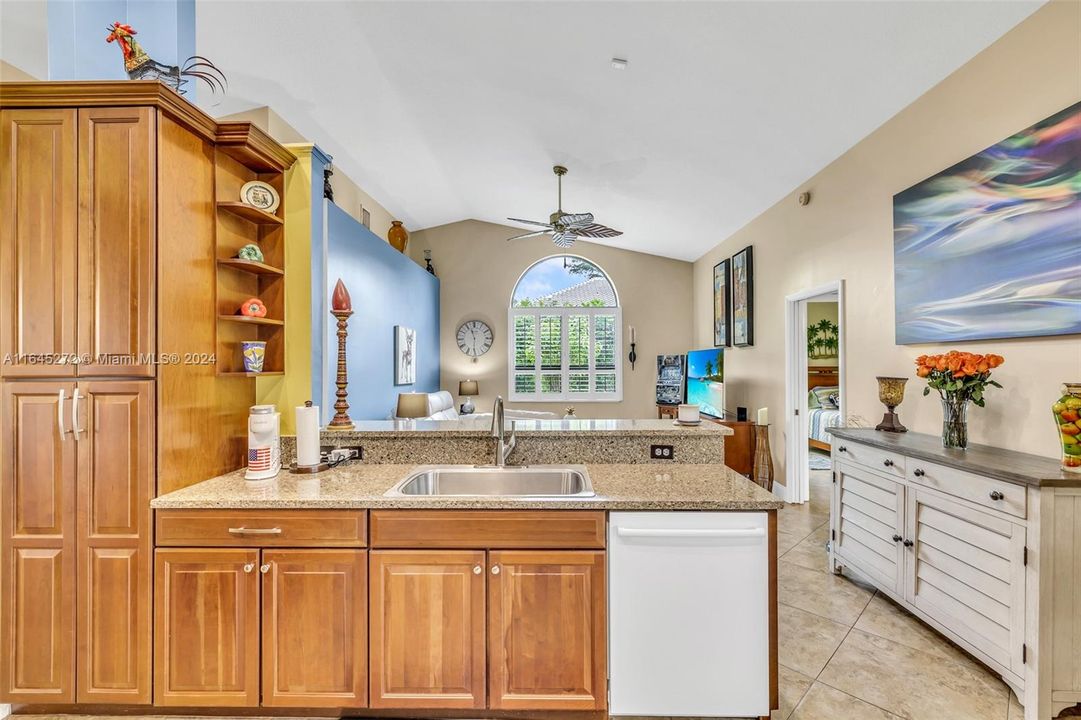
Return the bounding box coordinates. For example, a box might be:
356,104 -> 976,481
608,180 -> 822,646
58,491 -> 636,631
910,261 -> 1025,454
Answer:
328,279 -> 354,430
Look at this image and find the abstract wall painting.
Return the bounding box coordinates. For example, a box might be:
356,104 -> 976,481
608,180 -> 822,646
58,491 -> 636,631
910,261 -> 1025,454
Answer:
395,325 -> 416,385
893,101 -> 1081,344
713,258 -> 731,347
732,246 -> 754,347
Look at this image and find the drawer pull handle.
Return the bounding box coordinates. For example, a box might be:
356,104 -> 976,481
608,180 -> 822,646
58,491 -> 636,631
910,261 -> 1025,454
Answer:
892,534 -> 903,543
617,527 -> 766,539
473,565 -> 482,575
883,459 -> 894,468
913,468 -> 925,477
260,563 -> 271,574
903,539 -> 914,548
491,565 -> 501,575
838,446 -> 847,453
228,527 -> 282,535
243,563 -> 255,573
989,490 -> 1005,501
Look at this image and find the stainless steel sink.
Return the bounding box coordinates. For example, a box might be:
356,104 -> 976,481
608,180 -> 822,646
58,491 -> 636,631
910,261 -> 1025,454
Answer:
386,465 -> 594,498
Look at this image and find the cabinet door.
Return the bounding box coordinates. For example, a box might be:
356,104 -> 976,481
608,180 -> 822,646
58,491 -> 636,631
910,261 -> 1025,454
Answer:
0,109 -> 78,378
369,550 -> 486,709
905,488 -> 1026,676
488,550 -> 606,711
76,381 -> 153,703
833,463 -> 905,596
261,549 -> 367,708
76,108 -> 156,377
0,381 -> 77,702
154,548 -> 260,706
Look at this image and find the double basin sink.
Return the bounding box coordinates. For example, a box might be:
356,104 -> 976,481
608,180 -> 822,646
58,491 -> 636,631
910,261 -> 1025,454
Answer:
385,465 -> 595,498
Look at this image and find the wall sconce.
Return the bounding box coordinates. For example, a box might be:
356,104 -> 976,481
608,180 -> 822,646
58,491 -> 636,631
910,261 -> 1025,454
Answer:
627,326 -> 637,370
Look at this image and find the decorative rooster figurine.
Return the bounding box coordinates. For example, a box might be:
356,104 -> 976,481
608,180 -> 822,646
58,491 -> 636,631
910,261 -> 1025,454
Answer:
106,21 -> 226,97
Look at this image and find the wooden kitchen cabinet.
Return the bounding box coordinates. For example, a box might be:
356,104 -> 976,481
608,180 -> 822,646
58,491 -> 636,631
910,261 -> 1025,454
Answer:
153,548 -> 260,707
0,109 -> 78,378
0,382 -> 77,702
76,380 -> 154,703
488,550 -> 607,711
262,549 -> 367,708
369,550 -> 486,709
76,108 -> 156,377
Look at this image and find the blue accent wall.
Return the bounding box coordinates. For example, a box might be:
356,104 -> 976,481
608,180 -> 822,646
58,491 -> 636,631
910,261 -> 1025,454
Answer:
316,202 -> 440,422
48,0 -> 195,81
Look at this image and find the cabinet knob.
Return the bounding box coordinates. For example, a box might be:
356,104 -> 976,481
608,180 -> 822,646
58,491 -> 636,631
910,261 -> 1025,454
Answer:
260,563 -> 271,574
491,565 -> 501,575
838,446 -> 847,453
903,539 -> 914,548
473,565 -> 482,575
243,563 -> 255,573
989,490 -> 1005,501
892,534 -> 903,543
883,459 -> 894,468
913,468 -> 925,477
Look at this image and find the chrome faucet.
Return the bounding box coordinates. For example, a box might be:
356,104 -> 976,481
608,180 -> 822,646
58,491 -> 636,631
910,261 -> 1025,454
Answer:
491,396 -> 517,467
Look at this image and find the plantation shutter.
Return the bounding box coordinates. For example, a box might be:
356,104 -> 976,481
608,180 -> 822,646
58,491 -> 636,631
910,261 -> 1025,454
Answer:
509,307 -> 622,402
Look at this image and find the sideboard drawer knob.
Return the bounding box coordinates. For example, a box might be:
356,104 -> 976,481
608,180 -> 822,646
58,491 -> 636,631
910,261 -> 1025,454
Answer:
903,539 -> 914,548
913,468 -> 925,477
989,490 -> 1005,501
838,446 -> 847,453
883,459 -> 894,468
892,534 -> 903,543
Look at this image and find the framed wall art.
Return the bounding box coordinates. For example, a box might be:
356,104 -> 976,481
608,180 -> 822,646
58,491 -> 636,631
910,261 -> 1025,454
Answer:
713,258 -> 731,347
732,246 -> 754,347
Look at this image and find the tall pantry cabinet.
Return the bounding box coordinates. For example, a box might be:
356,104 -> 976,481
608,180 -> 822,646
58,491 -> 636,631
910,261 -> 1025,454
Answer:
0,81 -> 294,707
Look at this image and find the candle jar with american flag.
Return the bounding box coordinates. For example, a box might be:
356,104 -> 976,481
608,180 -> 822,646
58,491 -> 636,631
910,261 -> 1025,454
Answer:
245,404 -> 281,480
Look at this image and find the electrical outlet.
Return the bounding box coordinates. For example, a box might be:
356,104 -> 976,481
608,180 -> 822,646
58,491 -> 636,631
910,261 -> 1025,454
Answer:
650,444 -> 674,460
326,447 -> 362,463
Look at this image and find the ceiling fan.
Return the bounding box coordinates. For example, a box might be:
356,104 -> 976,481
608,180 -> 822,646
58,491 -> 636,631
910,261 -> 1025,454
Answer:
506,165 -> 623,248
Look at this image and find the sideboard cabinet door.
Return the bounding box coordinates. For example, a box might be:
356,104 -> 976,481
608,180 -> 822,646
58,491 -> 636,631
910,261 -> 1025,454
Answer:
76,107 -> 156,377
0,382 -> 77,702
832,463 -> 906,596
905,488 -> 1026,677
154,548 -> 260,706
0,109 -> 78,378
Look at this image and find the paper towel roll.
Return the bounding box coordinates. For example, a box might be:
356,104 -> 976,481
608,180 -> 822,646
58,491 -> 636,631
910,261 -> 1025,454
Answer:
296,404 -> 321,467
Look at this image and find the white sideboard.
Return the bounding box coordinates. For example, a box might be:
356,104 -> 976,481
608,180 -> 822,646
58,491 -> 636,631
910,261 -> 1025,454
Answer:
828,428 -> 1081,720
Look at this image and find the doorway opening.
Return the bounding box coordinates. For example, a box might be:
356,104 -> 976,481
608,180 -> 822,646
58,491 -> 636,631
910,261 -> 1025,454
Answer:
784,281 -> 845,504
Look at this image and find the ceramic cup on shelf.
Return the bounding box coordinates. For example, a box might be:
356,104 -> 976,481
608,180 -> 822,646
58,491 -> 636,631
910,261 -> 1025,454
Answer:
678,403 -> 701,424
241,340 -> 267,373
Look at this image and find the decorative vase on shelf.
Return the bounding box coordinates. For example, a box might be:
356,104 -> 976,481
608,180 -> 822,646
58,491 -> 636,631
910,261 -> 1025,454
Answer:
915,350 -> 1005,450
1053,383 -> 1081,473
388,220 -> 409,253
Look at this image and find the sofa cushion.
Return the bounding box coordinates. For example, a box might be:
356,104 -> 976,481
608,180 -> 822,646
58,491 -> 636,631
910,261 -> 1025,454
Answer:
425,391 -> 459,420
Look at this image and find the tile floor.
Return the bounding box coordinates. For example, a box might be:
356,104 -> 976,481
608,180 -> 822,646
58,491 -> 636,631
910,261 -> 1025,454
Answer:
772,469 -> 1026,720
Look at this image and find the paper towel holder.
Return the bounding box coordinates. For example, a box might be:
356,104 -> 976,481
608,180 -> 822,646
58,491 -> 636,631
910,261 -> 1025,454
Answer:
292,400 -> 330,474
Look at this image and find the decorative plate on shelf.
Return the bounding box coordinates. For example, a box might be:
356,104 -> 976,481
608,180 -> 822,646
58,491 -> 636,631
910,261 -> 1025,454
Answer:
240,181 -> 280,213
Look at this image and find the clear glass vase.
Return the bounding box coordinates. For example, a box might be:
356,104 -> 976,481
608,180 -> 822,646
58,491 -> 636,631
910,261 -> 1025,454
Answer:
940,394 -> 969,449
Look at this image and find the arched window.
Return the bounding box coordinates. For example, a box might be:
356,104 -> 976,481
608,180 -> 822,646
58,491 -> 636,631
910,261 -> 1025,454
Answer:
509,256 -> 622,402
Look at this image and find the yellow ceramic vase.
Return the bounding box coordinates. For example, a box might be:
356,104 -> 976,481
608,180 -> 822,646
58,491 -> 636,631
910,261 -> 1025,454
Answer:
388,220 -> 409,254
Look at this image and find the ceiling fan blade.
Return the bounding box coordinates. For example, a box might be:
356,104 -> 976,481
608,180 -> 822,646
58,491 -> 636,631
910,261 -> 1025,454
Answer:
507,217 -> 554,229
573,223 -> 623,239
506,230 -> 549,242
552,232 -> 577,248
558,212 -> 594,227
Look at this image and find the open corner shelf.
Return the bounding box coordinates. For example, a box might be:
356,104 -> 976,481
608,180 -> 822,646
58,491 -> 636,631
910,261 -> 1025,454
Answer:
217,201 -> 283,226
217,314 -> 285,326
216,257 -> 285,276
218,370 -> 285,378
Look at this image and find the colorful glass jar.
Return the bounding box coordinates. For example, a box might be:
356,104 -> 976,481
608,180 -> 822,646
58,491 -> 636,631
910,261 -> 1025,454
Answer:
1053,383 -> 1081,473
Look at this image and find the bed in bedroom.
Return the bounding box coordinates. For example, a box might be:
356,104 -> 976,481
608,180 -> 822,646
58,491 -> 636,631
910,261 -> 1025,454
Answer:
808,366 -> 841,452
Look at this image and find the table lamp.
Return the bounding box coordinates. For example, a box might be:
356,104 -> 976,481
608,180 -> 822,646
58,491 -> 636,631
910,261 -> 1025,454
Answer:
396,392 -> 429,420
459,380 -> 479,414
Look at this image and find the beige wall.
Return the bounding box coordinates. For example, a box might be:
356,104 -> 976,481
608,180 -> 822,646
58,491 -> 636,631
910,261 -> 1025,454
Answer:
220,106 -> 396,240
807,301 -> 839,368
692,0 -> 1081,486
410,219 -> 694,418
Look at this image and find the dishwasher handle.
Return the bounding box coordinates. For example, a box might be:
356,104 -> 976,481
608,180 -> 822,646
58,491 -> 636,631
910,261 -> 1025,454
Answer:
616,527 -> 766,539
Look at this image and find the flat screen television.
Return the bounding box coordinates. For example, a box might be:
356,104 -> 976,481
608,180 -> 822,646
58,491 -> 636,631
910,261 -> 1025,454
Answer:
686,347 -> 724,419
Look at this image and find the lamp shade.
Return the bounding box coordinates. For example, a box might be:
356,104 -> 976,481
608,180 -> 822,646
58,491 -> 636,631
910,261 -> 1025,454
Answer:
396,392 -> 429,419
458,380 -> 479,396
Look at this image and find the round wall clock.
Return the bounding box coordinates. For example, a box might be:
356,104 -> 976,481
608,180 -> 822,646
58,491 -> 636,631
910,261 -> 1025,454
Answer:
457,320 -> 493,358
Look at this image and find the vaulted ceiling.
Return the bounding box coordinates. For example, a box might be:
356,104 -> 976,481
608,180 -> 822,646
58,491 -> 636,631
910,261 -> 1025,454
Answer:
197,1 -> 1042,261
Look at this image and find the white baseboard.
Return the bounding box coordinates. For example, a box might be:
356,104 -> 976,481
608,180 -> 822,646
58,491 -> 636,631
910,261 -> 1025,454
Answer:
0,703 -> 10,719
772,481 -> 787,500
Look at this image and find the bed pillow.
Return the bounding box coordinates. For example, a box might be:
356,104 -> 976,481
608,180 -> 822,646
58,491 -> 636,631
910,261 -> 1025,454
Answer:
811,386 -> 840,409
807,390 -> 821,409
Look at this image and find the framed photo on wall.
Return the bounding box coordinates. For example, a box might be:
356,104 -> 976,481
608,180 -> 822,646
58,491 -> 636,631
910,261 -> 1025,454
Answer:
395,325 -> 416,385
732,246 -> 754,347
713,258 -> 731,347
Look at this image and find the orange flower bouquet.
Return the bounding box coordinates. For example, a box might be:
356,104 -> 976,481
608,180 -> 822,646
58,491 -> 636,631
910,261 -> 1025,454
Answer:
915,351 -> 1004,449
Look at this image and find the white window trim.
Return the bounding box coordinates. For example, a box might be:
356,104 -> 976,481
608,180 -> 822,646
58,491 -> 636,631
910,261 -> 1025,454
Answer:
508,306 -> 623,403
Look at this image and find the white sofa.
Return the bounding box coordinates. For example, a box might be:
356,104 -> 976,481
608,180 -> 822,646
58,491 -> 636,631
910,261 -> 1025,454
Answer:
395,391 -> 557,421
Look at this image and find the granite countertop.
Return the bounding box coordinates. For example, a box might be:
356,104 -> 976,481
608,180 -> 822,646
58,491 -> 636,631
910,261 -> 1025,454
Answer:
151,462 -> 782,511
828,427 -> 1079,488
318,418 -> 733,438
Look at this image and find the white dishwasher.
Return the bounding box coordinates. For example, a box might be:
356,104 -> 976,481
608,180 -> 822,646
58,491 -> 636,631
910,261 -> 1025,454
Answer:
608,511 -> 770,717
